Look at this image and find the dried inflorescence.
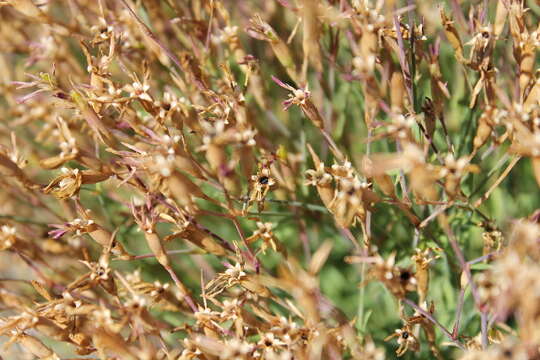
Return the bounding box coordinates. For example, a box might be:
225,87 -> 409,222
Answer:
0,0 -> 538,359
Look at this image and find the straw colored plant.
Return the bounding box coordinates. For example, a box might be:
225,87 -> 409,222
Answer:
0,0 -> 539,359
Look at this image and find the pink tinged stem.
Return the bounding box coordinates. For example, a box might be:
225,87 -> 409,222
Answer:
166,267 -> 198,313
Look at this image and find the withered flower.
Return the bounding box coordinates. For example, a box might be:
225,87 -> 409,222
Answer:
44,167 -> 110,200
438,154 -> 480,198
0,225 -> 17,251
272,76 -> 324,128
329,176 -> 368,228
368,253 -> 417,298
385,325 -> 419,357
250,167 -> 276,203
246,221 -> 279,254
43,167 -> 83,199
206,262 -> 247,298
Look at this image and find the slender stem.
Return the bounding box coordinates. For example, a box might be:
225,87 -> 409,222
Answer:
16,251 -> 51,286
120,249 -> 196,261
448,231 -> 480,305
403,298 -> 465,349
357,261 -> 367,334
393,15 -> 413,107
440,214 -> 488,348
474,156 -> 521,208
340,227 -> 362,253
480,310 -> 488,349
232,217 -> 260,274
467,252 -> 498,266
296,215 -> 311,264
0,278 -> 33,284
246,211 -> 294,216
320,128 -> 345,162
0,214 -> 49,226
407,0 -> 419,113
265,199 -> 329,213
452,287 -> 466,338
419,204 -> 451,228
193,219 -> 235,253
166,266 -> 198,313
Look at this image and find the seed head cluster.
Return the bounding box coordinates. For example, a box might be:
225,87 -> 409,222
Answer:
0,0 -> 539,359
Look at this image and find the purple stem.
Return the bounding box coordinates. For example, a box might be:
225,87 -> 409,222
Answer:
403,298 -> 465,349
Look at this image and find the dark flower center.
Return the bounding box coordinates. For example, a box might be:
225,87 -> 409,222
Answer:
400,270 -> 411,281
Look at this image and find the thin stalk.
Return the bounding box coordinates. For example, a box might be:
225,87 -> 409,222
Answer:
474,156 -> 521,208
403,298 -> 465,349
393,15 -> 413,107
0,214 -> 49,226
117,249 -> 197,261
232,216 -> 260,274
452,287 -> 466,338
440,214 -> 488,348
467,252 -> 498,266
407,0 -> 419,113
480,310 -> 489,349
166,267 -> 198,313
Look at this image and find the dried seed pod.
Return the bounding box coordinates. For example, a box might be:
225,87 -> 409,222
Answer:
467,26 -> 494,71
77,151 -> 111,173
6,0 -> 48,22
309,241 -> 333,275
533,157 -> 540,187
390,70 -> 406,113
519,40 -> 535,101
169,226 -> 228,256
101,231 -> 131,259
422,98 -> 437,141
374,174 -> 395,197
302,0 -> 323,74
240,275 -> 271,297
460,270 -> 469,289
205,143 -> 227,173
17,333 -> 57,359
305,145 -> 334,208
494,0 -> 508,37
144,230 -> 169,267
440,9 -> 465,63
166,170 -> 209,209
92,330 -> 137,360
39,155 -> 73,170
473,108 -> 494,152
524,77 -> 540,111
246,15 -> 299,82
508,1 -> 527,43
